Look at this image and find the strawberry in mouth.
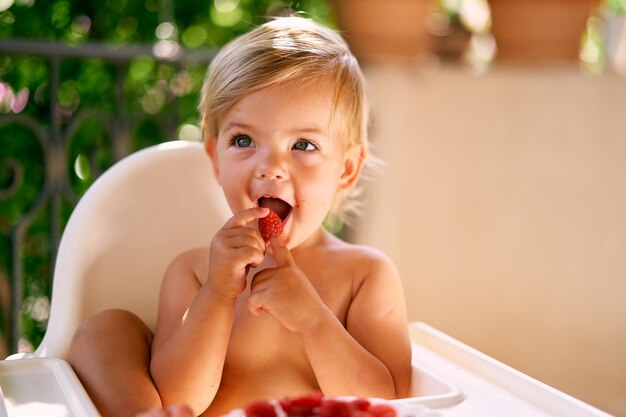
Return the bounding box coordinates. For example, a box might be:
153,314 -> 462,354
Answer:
258,197 -> 292,222
257,197 -> 292,242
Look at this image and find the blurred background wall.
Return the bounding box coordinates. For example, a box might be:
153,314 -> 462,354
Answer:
355,64 -> 626,416
338,2 -> 626,415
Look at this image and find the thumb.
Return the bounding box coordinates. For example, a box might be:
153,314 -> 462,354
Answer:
269,235 -> 294,266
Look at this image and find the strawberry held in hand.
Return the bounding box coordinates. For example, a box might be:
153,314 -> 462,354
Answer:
258,209 -> 283,241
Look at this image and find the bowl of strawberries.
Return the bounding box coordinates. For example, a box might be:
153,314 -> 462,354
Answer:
228,392 -> 439,417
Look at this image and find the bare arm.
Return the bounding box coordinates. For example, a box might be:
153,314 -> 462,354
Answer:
344,253 -> 412,398
303,251 -> 411,398
150,207 -> 268,415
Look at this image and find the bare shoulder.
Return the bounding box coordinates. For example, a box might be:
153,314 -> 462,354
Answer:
164,246 -> 211,285
323,234 -> 400,284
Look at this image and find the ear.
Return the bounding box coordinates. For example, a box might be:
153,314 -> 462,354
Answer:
338,144 -> 365,191
204,136 -> 221,182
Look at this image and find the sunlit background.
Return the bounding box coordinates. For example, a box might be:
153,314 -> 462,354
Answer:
1,0 -> 626,415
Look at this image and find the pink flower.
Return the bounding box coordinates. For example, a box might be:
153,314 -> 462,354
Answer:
11,88 -> 29,113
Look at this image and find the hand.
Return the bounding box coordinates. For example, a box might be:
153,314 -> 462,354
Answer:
207,207 -> 268,299
247,235 -> 325,332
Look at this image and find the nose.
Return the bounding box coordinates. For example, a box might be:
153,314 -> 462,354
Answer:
255,150 -> 287,181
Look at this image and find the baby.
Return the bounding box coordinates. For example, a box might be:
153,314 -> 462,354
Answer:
68,16 -> 412,417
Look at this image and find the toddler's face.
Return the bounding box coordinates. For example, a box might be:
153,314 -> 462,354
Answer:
207,80 -> 358,249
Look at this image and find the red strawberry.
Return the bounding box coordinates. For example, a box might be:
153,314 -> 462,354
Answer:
349,398 -> 371,412
258,209 -> 283,241
245,400 -> 277,417
318,399 -> 352,417
367,404 -> 397,417
279,391 -> 323,417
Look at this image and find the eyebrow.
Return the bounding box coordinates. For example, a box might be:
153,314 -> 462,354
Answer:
222,121 -> 327,136
221,121 -> 255,133
286,126 -> 327,136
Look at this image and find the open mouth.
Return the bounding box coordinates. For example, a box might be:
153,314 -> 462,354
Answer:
258,197 -> 292,222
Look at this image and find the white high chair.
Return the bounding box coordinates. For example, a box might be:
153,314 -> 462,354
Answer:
29,140 -> 231,360
0,141 -> 613,417
1,141 -> 231,417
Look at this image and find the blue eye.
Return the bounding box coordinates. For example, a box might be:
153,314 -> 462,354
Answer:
293,140 -> 317,151
233,135 -> 254,148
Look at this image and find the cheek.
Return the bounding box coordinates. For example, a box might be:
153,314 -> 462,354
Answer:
298,168 -> 343,211
216,161 -> 251,207
217,152 -> 252,183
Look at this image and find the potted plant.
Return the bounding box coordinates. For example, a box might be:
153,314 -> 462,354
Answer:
488,0 -> 600,63
332,0 -> 435,61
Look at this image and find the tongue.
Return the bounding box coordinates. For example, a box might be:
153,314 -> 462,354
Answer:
259,197 -> 291,221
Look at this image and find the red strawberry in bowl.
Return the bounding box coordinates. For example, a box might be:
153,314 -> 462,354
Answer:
237,392 -> 438,417
279,391 -> 323,416
244,400 -> 277,417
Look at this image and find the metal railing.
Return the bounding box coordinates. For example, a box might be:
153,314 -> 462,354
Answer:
0,38 -> 215,354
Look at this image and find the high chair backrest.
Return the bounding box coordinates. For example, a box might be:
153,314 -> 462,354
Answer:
34,141 -> 231,359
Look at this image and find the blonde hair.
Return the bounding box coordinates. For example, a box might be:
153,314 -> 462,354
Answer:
199,16 -> 370,225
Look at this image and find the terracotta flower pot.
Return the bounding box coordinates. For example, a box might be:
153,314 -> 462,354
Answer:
333,0 -> 434,61
489,0 -> 599,63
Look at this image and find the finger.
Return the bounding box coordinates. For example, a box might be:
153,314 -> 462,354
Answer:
220,229 -> 266,253
249,304 -> 263,317
269,235 -> 294,266
246,292 -> 265,317
224,206 -> 269,229
219,228 -> 264,253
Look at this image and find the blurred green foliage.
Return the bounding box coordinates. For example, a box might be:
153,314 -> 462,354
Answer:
0,0 -> 335,42
604,0 -> 626,15
0,0 -> 334,353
